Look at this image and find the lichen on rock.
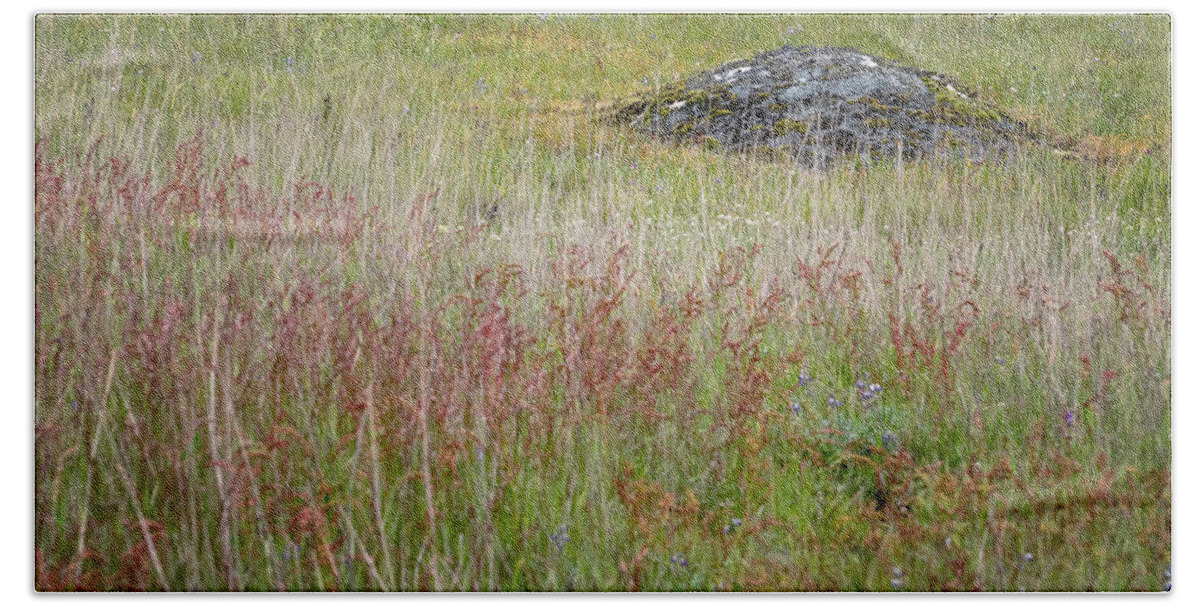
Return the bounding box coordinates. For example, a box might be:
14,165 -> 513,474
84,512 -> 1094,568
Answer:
613,45 -> 1040,168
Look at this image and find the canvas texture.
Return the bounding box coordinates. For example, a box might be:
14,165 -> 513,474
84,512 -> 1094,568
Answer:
33,13 -> 1171,592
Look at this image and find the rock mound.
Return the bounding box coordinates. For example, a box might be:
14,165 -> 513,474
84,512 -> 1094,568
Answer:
614,46 -> 1039,168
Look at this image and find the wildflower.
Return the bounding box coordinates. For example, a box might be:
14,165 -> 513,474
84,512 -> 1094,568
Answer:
281,543 -> 300,562
828,395 -> 842,407
549,524 -> 569,551
796,370 -> 813,388
893,566 -> 903,577
191,51 -> 201,64
723,518 -> 743,535
944,537 -> 952,549
891,578 -> 902,590
855,378 -> 882,403
1022,552 -> 1033,563
882,433 -> 898,449
670,553 -> 689,567
789,399 -> 801,415
1064,409 -> 1076,428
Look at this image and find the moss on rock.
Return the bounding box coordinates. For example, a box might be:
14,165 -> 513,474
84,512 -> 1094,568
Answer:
611,45 -> 1041,168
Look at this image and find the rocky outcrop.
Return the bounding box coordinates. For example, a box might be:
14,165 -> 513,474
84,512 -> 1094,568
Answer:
614,46 -> 1039,168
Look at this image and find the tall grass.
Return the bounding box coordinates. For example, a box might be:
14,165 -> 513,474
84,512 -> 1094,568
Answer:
35,14 -> 1170,591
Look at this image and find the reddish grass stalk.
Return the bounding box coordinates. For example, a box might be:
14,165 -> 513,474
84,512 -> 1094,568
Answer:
338,505 -> 387,590
105,417 -> 170,589
416,267 -> 443,591
364,381 -> 397,589
206,314 -> 239,589
73,350 -> 117,586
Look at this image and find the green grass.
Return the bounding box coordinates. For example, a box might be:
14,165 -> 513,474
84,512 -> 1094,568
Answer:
34,13 -> 1170,591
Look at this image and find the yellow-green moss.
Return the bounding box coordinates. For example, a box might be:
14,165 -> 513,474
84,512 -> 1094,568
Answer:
919,75 -> 1004,125
941,133 -> 966,148
850,96 -> 899,112
773,118 -> 808,135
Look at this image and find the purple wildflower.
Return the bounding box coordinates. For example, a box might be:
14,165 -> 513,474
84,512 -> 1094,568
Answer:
797,370 -> 813,388
549,525 -> 569,551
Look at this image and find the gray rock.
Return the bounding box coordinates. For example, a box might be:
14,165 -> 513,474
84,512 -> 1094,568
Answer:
613,46 -> 1041,168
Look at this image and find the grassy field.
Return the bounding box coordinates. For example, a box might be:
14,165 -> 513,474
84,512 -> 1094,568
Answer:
33,14 -> 1171,591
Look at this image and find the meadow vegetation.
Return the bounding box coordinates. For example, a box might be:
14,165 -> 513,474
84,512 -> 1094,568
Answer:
34,14 -> 1170,591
